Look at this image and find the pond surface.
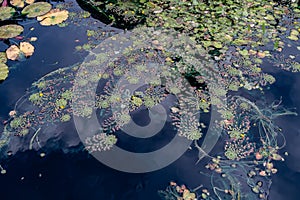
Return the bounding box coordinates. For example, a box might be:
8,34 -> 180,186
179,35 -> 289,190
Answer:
0,0 -> 300,200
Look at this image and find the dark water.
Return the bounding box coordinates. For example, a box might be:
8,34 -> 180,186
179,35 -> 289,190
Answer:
0,1 -> 300,200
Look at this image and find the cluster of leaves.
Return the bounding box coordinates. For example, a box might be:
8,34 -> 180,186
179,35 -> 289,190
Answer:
0,0 -> 69,81
71,28 -> 223,145
81,0 -> 300,93
1,64 -> 78,145
77,0 -> 147,28
185,96 -> 296,200
158,181 -> 198,200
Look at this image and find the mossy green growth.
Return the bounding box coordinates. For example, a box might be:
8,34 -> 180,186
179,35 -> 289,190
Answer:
10,116 -> 26,128
56,98 -> 68,109
29,93 -> 43,105
60,114 -> 71,122
224,147 -> 238,160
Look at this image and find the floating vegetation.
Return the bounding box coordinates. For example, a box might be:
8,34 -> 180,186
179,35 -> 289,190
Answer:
0,63 -> 8,80
37,9 -> 69,26
0,24 -> 23,39
158,181 -> 198,200
159,96 -> 297,200
10,0 -> 34,8
21,2 -> 52,18
84,133 -> 117,152
0,0 -> 69,81
0,6 -> 15,20
0,64 -> 78,154
5,42 -> 34,61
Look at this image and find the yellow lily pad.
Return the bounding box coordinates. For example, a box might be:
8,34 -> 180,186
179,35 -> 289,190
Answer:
22,2 -> 52,18
6,42 -> 34,61
6,45 -> 20,61
0,6 -> 15,21
10,0 -> 25,8
0,24 -> 24,39
25,0 -> 35,4
37,9 -> 69,26
0,63 -> 9,81
20,42 -> 34,57
287,35 -> 298,41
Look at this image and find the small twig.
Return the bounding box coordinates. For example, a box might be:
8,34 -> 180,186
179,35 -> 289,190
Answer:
29,128 -> 41,150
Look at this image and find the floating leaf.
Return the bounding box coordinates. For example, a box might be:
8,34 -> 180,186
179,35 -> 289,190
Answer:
287,35 -> 298,41
0,24 -> 24,39
20,42 -> 34,56
0,6 -> 15,21
6,45 -> 20,61
22,2 -> 52,18
10,0 -> 25,8
182,189 -> 196,200
37,9 -> 69,26
0,63 -> 9,81
0,52 -> 7,63
25,0 -> 34,4
6,42 -> 34,60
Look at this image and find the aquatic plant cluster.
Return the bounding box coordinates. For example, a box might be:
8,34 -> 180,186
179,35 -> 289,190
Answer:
0,0 -> 69,80
71,0 -> 300,199
0,65 -> 77,150
83,0 -> 300,90
160,96 -> 296,200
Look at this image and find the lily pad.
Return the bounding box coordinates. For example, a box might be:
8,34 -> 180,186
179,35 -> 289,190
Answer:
0,24 -> 24,39
10,0 -> 25,8
0,63 -> 9,81
25,0 -> 34,4
6,42 -> 34,60
0,6 -> 15,21
19,42 -> 34,57
22,2 -> 52,18
37,9 -> 69,26
287,35 -> 298,41
6,45 -> 20,61
0,52 -> 7,63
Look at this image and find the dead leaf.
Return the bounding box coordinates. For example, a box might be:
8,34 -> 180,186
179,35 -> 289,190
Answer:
6,45 -> 20,61
20,42 -> 34,56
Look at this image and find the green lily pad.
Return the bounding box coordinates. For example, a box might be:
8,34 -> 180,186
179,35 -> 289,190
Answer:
0,6 -> 15,21
22,2 -> 52,18
0,63 -> 9,81
291,29 -> 299,36
0,52 -> 7,63
0,24 -> 24,39
287,35 -> 298,41
212,41 -> 223,49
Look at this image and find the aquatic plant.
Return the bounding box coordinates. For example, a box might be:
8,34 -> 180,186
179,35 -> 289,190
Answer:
0,63 -> 8,80
60,114 -> 71,122
37,9 -> 69,26
158,181 -> 197,200
84,133 -> 117,152
21,2 -> 52,18
0,0 -> 69,81
0,24 -> 23,39
0,6 -> 15,20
